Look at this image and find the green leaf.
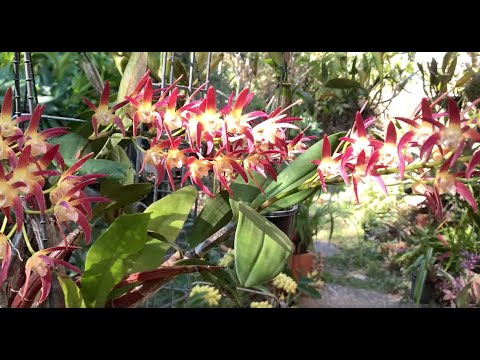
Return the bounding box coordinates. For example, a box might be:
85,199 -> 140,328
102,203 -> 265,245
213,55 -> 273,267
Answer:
251,132 -> 345,208
260,187 -> 319,214
296,91 -> 315,116
48,133 -> 88,160
455,69 -> 475,88
147,52 -> 162,81
93,182 -> 153,219
144,186 -> 198,243
372,52 -> 384,85
114,52 -> 147,149
57,274 -> 86,308
64,158 -> 129,181
230,171 -> 272,204
269,52 -> 284,67
441,52 -> 456,73
177,258 -> 242,307
189,191 -> 232,247
116,52 -> 148,119
235,202 -> 292,287
325,78 -> 362,89
126,238 -> 170,273
297,277 -> 322,298
106,145 -> 135,185
81,213 -> 150,308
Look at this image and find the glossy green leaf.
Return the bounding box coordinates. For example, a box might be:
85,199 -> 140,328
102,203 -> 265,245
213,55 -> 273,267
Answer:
49,133 -> 88,160
189,191 -> 232,247
80,136 -> 109,158
114,52 -> 147,149
93,182 -> 153,219
144,186 -> 198,243
235,202 -> 292,287
251,132 -> 345,208
147,52 -> 162,81
57,274 -> 86,308
177,258 -> 242,307
64,158 -> 129,181
126,238 -> 170,273
325,78 -> 362,89
106,146 -> 135,185
81,213 -> 150,308
230,171 -> 272,204
260,187 -> 319,214
116,52 -> 148,120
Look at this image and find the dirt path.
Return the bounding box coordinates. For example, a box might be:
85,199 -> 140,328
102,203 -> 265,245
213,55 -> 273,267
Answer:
300,241 -> 415,308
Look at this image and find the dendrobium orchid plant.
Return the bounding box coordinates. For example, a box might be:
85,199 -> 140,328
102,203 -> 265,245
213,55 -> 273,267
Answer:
1,67 -> 480,308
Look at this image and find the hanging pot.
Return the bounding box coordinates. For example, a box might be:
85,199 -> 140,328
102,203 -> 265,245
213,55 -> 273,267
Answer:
263,205 -> 299,241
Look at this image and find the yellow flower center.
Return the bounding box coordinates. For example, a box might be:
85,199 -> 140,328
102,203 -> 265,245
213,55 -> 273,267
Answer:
97,111 -> 112,126
54,203 -> 79,222
435,172 -> 456,195
189,159 -> 210,179
0,233 -> 8,259
27,255 -> 49,277
440,126 -> 463,151
167,149 -> 186,169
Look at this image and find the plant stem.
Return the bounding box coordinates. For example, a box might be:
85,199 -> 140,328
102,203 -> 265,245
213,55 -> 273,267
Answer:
24,208 -> 54,215
0,216 -> 7,233
184,220 -> 237,259
22,225 -> 35,255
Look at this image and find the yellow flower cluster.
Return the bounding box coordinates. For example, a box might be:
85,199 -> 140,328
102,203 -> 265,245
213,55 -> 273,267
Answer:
250,301 -> 273,308
272,273 -> 297,294
218,248 -> 234,267
189,285 -> 222,306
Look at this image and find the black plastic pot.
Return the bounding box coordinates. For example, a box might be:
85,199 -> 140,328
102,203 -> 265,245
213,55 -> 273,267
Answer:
264,205 -> 299,241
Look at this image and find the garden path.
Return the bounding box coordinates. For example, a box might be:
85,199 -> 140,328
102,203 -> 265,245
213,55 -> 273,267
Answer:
299,241 -> 415,308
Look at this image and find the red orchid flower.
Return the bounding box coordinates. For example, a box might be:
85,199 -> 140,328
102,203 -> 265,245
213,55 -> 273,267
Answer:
126,77 -> 183,138
0,88 -> 27,141
376,121 -> 412,179
161,87 -> 199,141
83,80 -> 128,138
420,98 -> 480,160
0,232 -> 12,286
286,126 -> 314,161
182,156 -> 213,197
311,135 -> 350,191
49,152 -> 107,224
340,112 -> 382,157
434,145 -> 477,213
0,164 -> 25,233
140,137 -> 188,189
126,78 -> 163,138
24,105 -> 68,168
212,148 -> 248,196
6,145 -> 53,215
221,88 -> 267,152
243,151 -> 278,184
187,87 -> 222,155
53,179 -> 110,245
21,246 -> 81,303
252,113 -> 299,154
396,98 -> 441,148
348,149 -> 387,203
466,149 -> 480,179
0,133 -> 22,167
